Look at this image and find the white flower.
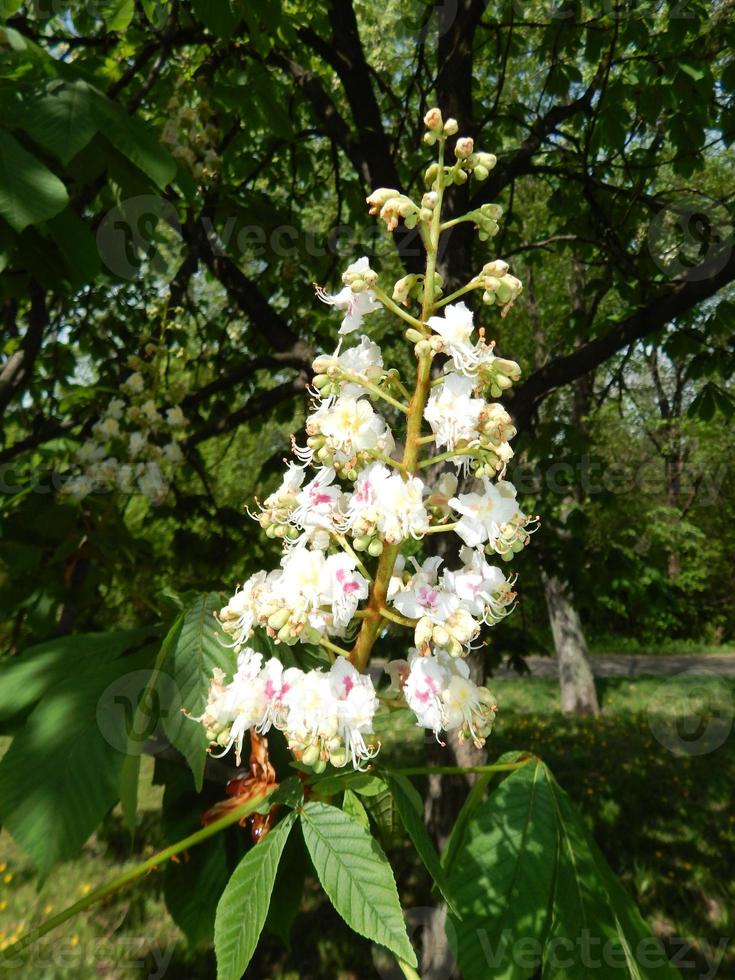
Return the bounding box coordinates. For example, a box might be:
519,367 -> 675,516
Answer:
122,372 -> 145,395
393,556 -> 457,622
61,473 -> 95,501
321,553 -> 369,631
219,571 -> 269,650
444,546 -> 516,623
449,478 -> 527,553
376,473 -> 430,543
127,431 -> 147,459
137,460 -> 167,502
424,373 -> 484,469
290,467 -> 345,540
163,442 -> 184,464
139,399 -> 163,428
75,440 -> 106,466
93,416 -> 121,442
105,397 -> 126,421
318,394 -> 394,461
328,657 -> 380,767
166,405 -> 187,428
400,650 -> 497,745
313,336 -> 385,399
343,461 -> 393,537
427,301 -> 479,374
403,651 -> 448,733
317,258 -> 379,336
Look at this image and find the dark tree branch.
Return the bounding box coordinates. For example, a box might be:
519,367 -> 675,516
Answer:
509,248 -> 735,433
0,282 -> 47,418
187,375 -> 309,448
183,216 -> 304,354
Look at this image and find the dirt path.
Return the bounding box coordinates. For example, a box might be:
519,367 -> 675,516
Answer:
495,653 -> 735,678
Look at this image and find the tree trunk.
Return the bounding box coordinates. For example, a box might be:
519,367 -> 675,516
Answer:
421,651 -> 484,978
541,569 -> 599,715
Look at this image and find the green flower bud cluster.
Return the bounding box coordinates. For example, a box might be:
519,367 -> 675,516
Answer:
423,107 -> 458,144
292,733 -> 376,773
260,601 -> 324,646
486,517 -> 536,562
366,188 -> 420,231
392,271 -> 443,308
477,354 -> 522,398
352,533 -> 384,557
416,607 -> 479,658
465,203 -> 504,241
342,263 -> 378,290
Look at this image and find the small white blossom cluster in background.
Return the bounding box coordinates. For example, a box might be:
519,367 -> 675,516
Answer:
195,649 -> 379,771
197,108 -> 539,768
161,92 -> 221,184
61,359 -> 188,505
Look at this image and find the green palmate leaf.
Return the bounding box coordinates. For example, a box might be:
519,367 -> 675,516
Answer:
0,652 -> 150,878
214,811 -> 297,980
0,627 -> 158,725
361,783 -> 402,850
0,130 -> 68,231
442,751 -> 532,876
99,0 -> 135,30
446,759 -> 559,980
300,801 -> 417,967
24,81 -> 97,165
89,89 -> 176,188
342,788 -> 370,827
543,778 -> 680,979
385,772 -> 460,916
161,593 -> 233,791
46,205 -> 101,287
192,0 -> 240,38
264,821 -> 310,945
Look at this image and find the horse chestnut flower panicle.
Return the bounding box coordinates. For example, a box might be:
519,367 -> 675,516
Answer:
195,109 -> 536,772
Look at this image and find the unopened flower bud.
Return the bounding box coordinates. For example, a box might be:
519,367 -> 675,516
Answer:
455,137 -> 474,159
483,260 -> 509,277
268,608 -> 291,631
405,328 -> 424,343
424,163 -> 439,187
329,745 -> 348,768
366,187 -> 400,215
368,539 -> 384,557
424,107 -> 443,131
475,151 -> 497,171
443,118 -> 458,135
301,744 -> 320,767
